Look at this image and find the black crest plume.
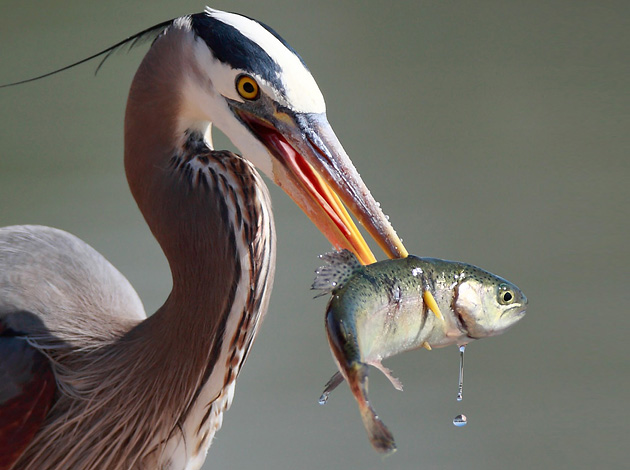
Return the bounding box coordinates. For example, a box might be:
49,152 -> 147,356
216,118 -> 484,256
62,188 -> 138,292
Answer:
0,19 -> 175,88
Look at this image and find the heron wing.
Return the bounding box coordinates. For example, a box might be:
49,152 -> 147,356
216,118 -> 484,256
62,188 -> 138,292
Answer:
0,225 -> 145,467
0,225 -> 146,327
0,333 -> 56,470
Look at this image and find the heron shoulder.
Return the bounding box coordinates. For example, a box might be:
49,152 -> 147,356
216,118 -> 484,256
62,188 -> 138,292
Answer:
0,225 -> 146,339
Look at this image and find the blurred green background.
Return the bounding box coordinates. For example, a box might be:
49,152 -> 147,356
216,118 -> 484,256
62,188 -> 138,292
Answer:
1,1 -> 628,469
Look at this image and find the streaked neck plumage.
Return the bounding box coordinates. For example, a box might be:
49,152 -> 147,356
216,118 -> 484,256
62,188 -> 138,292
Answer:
123,24 -> 276,468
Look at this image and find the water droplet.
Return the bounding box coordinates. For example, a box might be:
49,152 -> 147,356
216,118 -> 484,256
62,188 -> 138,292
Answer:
453,414 -> 467,427
385,214 -> 390,221
457,344 -> 466,401
318,391 -> 330,405
452,347 -> 468,426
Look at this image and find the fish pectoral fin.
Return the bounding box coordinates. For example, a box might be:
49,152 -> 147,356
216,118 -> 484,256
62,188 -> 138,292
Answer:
318,371 -> 345,405
369,360 -> 403,391
423,290 -> 444,322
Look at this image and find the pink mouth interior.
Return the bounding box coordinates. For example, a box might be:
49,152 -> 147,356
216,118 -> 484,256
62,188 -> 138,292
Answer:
243,116 -> 351,241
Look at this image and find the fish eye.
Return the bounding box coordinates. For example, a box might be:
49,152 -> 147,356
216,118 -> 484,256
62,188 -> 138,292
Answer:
236,74 -> 260,100
498,284 -> 515,305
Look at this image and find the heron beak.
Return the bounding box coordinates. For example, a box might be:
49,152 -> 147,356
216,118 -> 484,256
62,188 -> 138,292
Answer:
237,110 -> 407,265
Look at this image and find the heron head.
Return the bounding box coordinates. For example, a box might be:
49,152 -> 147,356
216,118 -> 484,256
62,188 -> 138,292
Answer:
174,8 -> 406,264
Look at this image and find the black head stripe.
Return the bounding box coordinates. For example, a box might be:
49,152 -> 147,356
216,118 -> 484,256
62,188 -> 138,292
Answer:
190,12 -> 280,85
240,15 -> 309,70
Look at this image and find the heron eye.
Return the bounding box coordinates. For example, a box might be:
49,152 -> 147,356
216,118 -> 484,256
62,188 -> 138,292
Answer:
236,75 -> 260,100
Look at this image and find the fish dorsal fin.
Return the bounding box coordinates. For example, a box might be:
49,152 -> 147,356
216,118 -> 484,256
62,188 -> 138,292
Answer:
312,249 -> 362,295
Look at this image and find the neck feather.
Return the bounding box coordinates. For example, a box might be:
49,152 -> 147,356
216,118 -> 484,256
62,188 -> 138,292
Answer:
121,24 -> 276,463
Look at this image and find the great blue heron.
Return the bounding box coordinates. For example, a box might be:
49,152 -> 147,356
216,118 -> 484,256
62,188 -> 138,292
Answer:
0,8 -> 407,470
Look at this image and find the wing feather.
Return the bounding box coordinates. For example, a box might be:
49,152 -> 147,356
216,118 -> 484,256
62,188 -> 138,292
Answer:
0,334 -> 56,470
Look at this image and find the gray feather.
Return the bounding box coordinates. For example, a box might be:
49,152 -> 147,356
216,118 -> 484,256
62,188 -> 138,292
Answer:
0,225 -> 146,331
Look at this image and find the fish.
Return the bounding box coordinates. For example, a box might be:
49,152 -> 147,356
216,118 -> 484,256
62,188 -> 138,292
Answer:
312,250 -> 527,454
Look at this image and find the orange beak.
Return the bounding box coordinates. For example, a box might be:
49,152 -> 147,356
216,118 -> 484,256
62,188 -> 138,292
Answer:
237,110 -> 408,265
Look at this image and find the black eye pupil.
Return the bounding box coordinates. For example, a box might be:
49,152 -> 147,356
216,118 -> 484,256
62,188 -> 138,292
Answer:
243,82 -> 254,93
503,292 -> 513,302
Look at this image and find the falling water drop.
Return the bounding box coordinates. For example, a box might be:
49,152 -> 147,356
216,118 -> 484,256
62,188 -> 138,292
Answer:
452,345 -> 467,427
457,344 -> 465,401
452,414 -> 467,427
318,391 -> 330,406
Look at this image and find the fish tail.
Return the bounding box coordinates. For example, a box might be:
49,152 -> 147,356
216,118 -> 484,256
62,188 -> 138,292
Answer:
359,402 -> 397,454
312,249 -> 362,295
349,363 -> 397,454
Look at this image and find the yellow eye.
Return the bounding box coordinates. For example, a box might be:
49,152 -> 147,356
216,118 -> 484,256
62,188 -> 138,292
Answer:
236,75 -> 260,100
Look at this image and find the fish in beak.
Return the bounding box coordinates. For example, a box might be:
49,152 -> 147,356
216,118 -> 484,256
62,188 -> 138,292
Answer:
236,109 -> 408,265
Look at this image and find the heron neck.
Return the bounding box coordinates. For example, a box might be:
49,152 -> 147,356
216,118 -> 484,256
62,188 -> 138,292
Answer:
123,27 -> 238,341
121,30 -> 277,444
